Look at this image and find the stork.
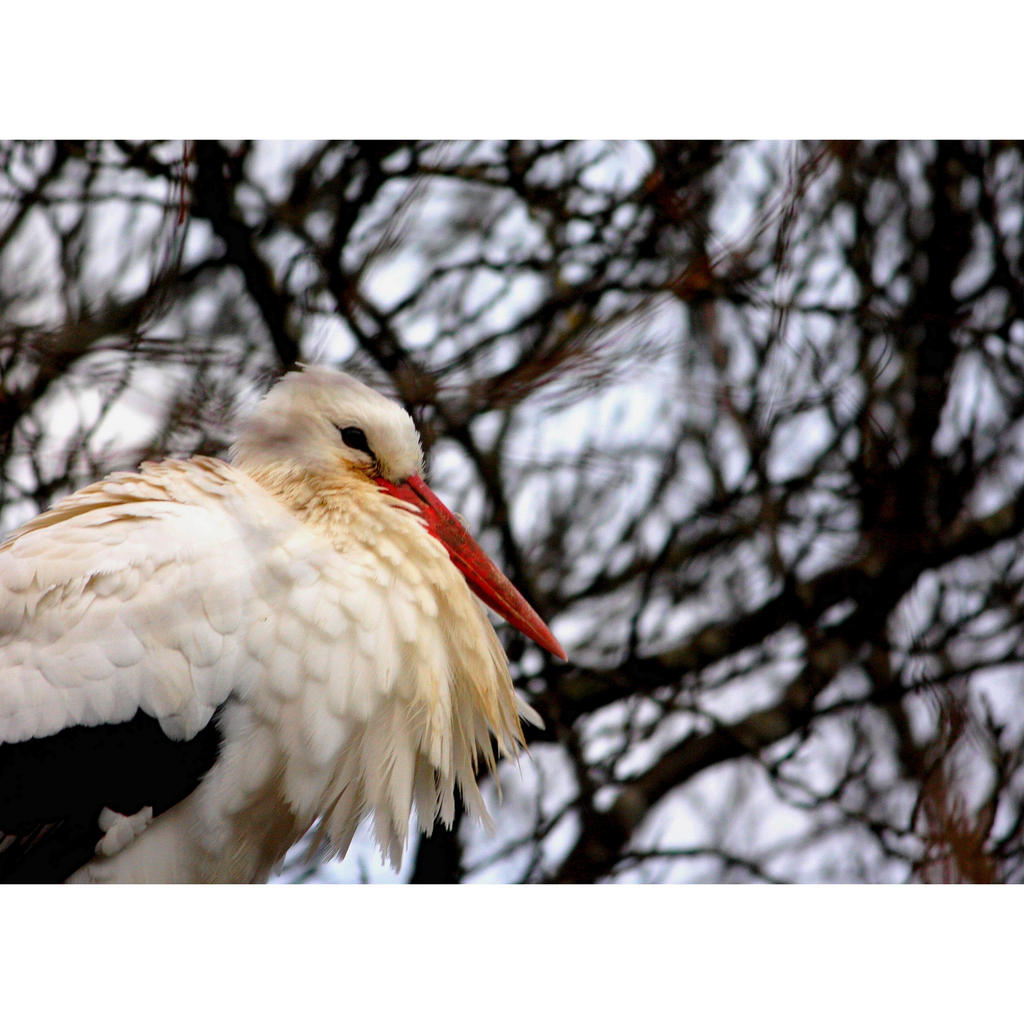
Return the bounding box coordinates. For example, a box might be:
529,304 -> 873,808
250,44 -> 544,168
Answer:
0,366 -> 564,882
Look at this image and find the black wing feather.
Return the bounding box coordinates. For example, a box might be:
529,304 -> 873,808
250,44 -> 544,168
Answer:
0,710 -> 223,882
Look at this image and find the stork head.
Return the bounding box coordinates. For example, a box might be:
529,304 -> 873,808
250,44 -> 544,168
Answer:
232,365 -> 424,482
233,365 -> 566,661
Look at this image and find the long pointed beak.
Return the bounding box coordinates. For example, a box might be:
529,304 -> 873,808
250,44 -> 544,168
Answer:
376,474 -> 567,661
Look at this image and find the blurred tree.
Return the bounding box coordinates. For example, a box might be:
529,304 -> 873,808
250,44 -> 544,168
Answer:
2,139 -> 1023,883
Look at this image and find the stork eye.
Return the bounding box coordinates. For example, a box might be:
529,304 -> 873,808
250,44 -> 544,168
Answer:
339,425 -> 374,457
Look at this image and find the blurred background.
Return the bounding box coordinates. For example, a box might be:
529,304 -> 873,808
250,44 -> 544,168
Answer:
2,139 -> 1024,883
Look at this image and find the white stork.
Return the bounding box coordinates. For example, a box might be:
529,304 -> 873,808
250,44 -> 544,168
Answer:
0,366 -> 563,882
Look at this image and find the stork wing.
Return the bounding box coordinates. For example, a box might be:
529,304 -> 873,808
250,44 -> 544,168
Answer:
0,711 -> 222,881
0,486 -> 262,744
0,464 -> 271,880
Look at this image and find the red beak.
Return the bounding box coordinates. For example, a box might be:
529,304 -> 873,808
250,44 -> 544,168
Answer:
376,474 -> 566,661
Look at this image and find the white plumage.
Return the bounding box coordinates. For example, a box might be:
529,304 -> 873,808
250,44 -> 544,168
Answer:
0,366 -> 562,882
